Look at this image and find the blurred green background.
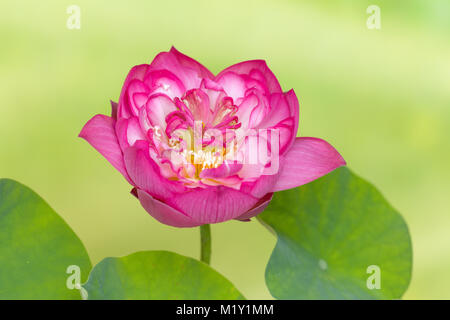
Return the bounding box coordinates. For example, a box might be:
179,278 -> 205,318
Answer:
1,0 -> 449,299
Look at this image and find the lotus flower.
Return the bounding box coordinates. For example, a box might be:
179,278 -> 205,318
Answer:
79,47 -> 345,227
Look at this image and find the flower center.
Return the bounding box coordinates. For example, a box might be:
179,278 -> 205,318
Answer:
163,89 -> 241,179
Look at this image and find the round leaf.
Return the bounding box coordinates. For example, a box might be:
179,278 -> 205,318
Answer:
84,250 -> 245,300
259,167 -> 412,299
0,179 -> 92,299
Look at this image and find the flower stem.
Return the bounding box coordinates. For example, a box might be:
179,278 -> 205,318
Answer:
200,224 -> 211,265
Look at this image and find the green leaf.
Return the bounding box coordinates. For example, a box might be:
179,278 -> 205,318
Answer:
259,167 -> 412,300
84,250 -> 245,300
0,179 -> 92,299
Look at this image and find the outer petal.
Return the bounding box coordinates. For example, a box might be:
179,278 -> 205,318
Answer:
123,140 -> 185,200
115,117 -> 146,151
149,47 -> 214,90
167,186 -> 259,224
240,169 -> 280,198
234,193 -> 273,221
271,117 -> 295,156
170,47 -> 214,80
79,114 -> 131,182
126,79 -> 150,116
136,188 -> 201,228
272,137 -> 346,192
216,60 -> 282,94
118,64 -> 149,119
285,89 -> 299,138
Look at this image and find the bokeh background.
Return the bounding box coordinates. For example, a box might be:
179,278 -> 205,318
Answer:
1,0 -> 449,299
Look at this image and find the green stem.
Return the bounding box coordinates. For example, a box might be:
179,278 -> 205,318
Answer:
200,224 -> 211,265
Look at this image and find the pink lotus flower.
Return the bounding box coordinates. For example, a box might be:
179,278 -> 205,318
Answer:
80,47 -> 345,227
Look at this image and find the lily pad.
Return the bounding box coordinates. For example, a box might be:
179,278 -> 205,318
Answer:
259,167 -> 412,299
84,250 -> 245,300
0,179 -> 92,299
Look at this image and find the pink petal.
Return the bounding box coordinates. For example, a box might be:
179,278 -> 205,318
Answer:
235,93 -> 265,129
248,97 -> 269,128
215,71 -> 247,101
272,137 -> 346,192
246,91 -> 298,158
126,80 -> 149,116
199,161 -> 243,179
167,186 -> 259,224
200,79 -> 228,113
133,93 -> 148,110
200,175 -> 243,189
115,118 -> 130,151
144,69 -> 186,99
235,131 -> 279,180
115,117 -> 146,151
149,47 -> 214,90
258,93 -> 292,129
272,117 -> 295,155
216,60 -> 282,94
146,94 -> 177,128
241,171 -> 280,198
182,89 -> 212,122
123,140 -> 184,200
118,64 -> 149,119
234,193 -> 273,221
285,89 -> 299,137
235,134 -> 266,179
79,114 -> 131,182
169,47 -> 214,80
126,117 -> 146,146
136,188 -> 201,228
